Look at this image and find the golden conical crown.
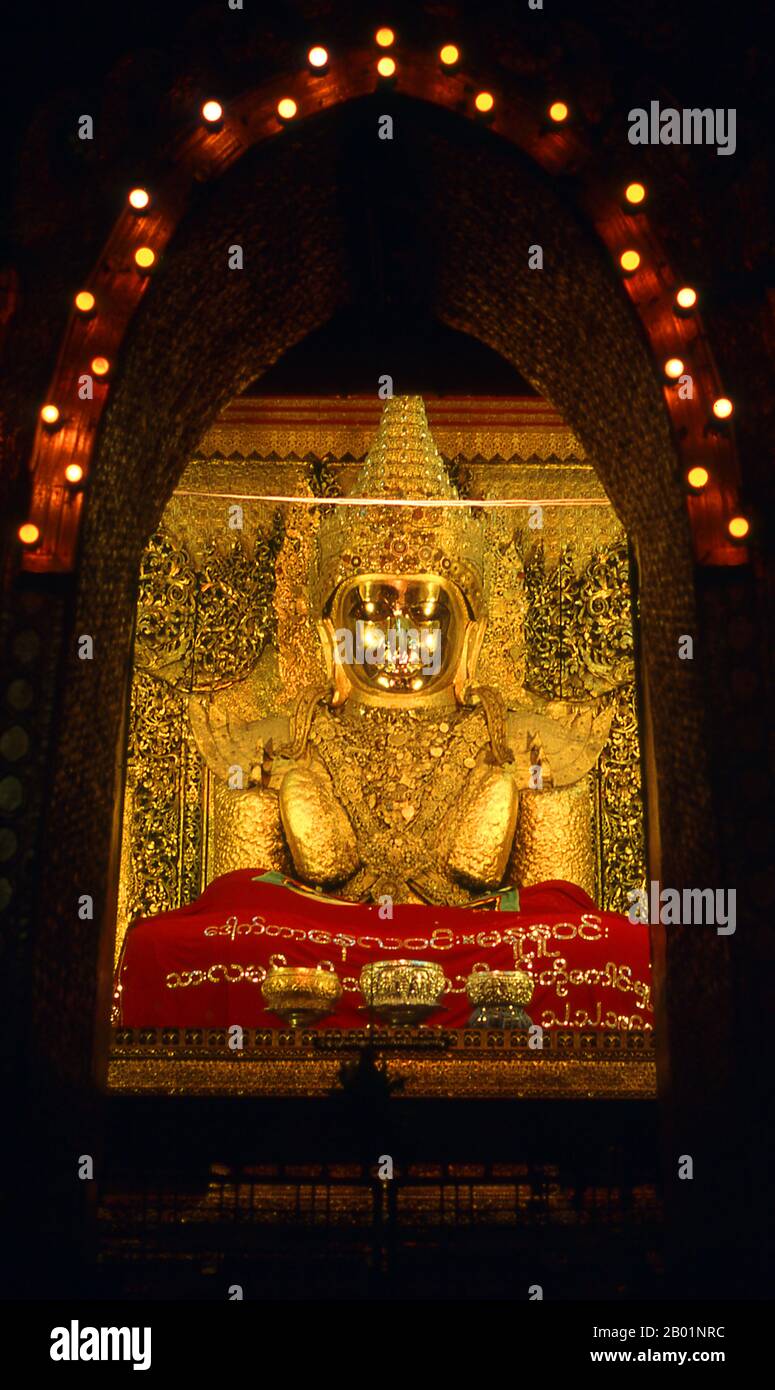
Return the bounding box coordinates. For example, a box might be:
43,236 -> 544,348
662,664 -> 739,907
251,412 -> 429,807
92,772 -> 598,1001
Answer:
310,395 -> 485,616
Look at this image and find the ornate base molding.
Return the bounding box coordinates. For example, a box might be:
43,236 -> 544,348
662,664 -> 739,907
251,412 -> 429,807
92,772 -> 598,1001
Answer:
108,1026 -> 656,1099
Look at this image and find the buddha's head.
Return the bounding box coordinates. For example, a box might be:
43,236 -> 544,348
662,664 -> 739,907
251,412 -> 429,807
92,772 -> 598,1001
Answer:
311,396 -> 486,708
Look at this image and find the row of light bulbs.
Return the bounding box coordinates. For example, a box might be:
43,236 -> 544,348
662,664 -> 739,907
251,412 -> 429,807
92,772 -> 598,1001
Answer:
616,180 -> 741,523
20,26 -> 750,547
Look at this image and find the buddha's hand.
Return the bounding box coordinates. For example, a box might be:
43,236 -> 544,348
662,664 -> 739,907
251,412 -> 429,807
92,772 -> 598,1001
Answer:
507,701 -> 614,788
188,695 -> 270,785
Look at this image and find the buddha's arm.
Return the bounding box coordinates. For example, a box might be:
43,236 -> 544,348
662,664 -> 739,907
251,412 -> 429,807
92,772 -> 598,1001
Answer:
190,697 -> 359,887
501,701 -> 610,894
446,763 -> 519,890
278,760 -> 360,887
444,699 -> 612,893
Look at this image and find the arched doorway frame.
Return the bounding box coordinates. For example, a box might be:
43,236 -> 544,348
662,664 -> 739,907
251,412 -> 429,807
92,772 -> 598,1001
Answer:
31,93 -> 731,1113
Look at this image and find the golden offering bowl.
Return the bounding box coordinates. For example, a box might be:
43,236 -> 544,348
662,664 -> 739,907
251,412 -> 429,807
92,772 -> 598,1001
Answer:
465,963 -> 534,1008
359,959 -> 447,1025
261,954 -> 342,1027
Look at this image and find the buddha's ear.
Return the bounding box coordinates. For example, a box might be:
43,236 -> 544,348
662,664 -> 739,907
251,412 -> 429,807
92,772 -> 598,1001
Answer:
468,616 -> 487,673
317,619 -> 336,680
454,617 -> 487,702
317,618 -> 352,705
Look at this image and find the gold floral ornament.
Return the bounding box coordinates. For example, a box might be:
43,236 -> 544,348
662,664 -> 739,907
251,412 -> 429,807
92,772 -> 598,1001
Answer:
119,515 -> 284,946
134,531 -> 197,681
134,522 -> 284,692
520,539 -> 635,699
192,521 -> 284,691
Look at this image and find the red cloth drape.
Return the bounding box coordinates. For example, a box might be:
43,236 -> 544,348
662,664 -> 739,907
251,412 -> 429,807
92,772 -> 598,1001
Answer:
116,871 -> 652,1032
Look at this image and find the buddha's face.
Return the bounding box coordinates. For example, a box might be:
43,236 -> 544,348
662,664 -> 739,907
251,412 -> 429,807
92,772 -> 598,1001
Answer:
327,574 -> 469,703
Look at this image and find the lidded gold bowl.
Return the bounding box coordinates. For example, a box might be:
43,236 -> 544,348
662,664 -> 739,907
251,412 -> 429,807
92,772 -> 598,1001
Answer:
261,954 -> 342,1026
465,962 -> 534,1008
359,959 -> 447,1024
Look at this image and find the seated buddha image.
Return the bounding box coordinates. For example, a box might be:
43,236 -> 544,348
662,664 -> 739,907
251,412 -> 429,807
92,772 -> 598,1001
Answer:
190,396 -> 614,907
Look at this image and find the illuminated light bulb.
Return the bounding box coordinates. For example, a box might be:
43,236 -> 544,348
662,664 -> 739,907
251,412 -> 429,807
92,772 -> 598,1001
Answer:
474,91 -> 495,114
308,46 -> 328,68
548,101 -> 569,123
74,290 -> 95,314
134,246 -> 156,270
201,100 -> 223,124
713,397 -> 733,420
664,357 -> 685,380
728,515 -> 749,540
375,28 -> 395,47
439,44 -> 460,66
625,181 -> 646,205
91,356 -> 110,377
675,286 -> 698,310
65,463 -> 84,484
377,56 -> 396,77
40,404 -> 60,425
128,187 -> 150,211
619,249 -> 641,273
277,97 -> 297,120
686,466 -> 709,490
18,523 -> 40,545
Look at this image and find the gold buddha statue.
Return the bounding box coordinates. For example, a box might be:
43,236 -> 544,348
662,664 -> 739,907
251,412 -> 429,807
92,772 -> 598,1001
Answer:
190,396 -> 612,906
